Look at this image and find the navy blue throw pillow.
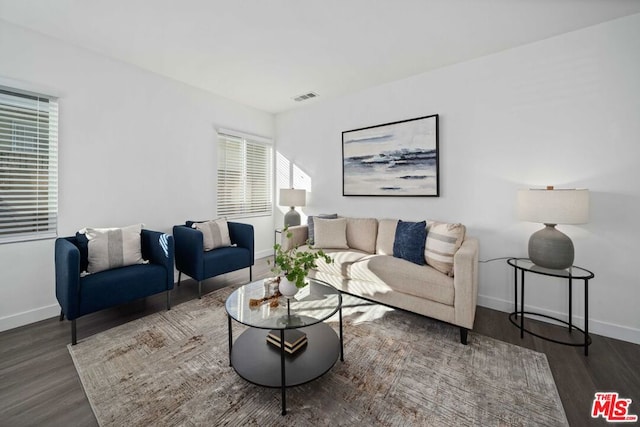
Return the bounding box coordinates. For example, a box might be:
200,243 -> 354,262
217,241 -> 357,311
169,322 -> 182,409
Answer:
393,220 -> 427,265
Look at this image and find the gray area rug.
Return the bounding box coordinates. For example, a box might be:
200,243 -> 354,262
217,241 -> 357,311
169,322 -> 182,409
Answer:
68,285 -> 568,426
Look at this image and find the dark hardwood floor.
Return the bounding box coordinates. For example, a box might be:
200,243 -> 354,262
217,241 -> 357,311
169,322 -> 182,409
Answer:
1,257 -> 638,426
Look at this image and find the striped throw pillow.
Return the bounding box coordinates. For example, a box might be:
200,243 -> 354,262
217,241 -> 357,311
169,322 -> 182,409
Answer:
84,224 -> 144,274
424,221 -> 466,276
193,219 -> 231,251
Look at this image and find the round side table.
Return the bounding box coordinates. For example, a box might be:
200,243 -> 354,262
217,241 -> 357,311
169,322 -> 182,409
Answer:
507,258 -> 594,356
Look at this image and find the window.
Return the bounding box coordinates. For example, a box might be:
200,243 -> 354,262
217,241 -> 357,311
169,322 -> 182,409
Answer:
217,130 -> 272,218
0,87 -> 58,243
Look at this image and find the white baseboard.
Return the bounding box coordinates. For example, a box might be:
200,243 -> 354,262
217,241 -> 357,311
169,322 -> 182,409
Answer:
255,249 -> 273,260
0,304 -> 60,333
477,294 -> 640,345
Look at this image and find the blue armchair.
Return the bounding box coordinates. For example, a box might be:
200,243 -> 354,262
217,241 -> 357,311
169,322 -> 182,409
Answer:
55,230 -> 174,345
173,221 -> 254,298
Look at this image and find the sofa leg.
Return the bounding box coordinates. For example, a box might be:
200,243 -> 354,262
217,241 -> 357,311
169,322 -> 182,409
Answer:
71,320 -> 77,345
250,266 -> 253,282
59,309 -> 65,321
166,290 -> 171,310
198,281 -> 202,299
177,271 -> 181,287
460,328 -> 468,345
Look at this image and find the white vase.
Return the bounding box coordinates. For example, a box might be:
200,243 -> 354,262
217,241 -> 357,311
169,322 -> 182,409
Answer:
279,277 -> 298,298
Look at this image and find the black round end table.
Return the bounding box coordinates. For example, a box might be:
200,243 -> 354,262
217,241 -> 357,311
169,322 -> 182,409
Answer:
507,258 -> 594,356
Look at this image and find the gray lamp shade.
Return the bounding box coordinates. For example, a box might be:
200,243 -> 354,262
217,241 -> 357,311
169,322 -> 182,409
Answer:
279,188 -> 306,227
517,188 -> 589,269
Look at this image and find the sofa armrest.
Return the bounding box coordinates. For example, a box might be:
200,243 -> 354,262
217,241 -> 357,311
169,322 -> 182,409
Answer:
141,229 -> 175,290
228,222 -> 255,265
173,225 -> 204,280
452,236 -> 479,330
280,225 -> 309,251
55,238 -> 81,320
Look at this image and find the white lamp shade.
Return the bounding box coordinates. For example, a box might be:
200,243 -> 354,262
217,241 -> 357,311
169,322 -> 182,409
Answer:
279,188 -> 306,207
517,188 -> 589,224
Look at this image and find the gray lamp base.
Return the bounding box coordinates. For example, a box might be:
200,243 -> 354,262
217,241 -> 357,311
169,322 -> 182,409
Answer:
528,224 -> 574,270
284,207 -> 301,227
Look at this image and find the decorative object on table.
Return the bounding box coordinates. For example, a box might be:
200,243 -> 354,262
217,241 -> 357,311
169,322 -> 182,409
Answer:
249,289 -> 282,309
269,228 -> 333,296
342,114 -> 439,197
517,186 -> 589,270
279,188 -> 306,227
266,329 -> 308,355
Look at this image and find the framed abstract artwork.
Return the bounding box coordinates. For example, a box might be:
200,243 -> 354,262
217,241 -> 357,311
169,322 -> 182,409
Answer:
342,114 -> 439,197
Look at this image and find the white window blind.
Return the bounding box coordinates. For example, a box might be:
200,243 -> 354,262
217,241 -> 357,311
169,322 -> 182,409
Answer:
217,131 -> 272,218
0,88 -> 58,243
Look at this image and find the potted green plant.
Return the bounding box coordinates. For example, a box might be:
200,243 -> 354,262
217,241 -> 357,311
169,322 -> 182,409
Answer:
270,228 -> 333,296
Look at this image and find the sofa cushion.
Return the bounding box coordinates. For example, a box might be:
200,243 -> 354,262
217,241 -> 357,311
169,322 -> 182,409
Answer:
350,255 -> 454,306
307,213 -> 338,245
424,221 -> 466,277
298,246 -> 369,278
192,219 -> 231,251
346,218 -> 378,253
375,219 -> 399,255
313,217 -> 349,249
84,224 -> 145,274
393,220 -> 427,265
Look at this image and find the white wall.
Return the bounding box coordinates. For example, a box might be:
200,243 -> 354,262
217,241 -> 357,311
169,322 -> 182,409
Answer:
275,14 -> 640,344
0,20 -> 274,331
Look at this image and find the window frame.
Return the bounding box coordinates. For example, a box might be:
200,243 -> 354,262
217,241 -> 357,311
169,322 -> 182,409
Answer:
0,85 -> 59,244
216,129 -> 273,219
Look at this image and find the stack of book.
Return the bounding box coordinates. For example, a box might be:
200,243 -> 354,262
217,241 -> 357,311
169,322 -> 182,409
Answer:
266,329 -> 308,355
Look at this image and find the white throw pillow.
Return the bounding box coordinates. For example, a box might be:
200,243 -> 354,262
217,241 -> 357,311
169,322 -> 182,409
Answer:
84,224 -> 144,273
192,219 -> 231,251
313,217 -> 348,249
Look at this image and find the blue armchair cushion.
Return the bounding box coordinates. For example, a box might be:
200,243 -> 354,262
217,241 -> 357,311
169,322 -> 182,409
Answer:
393,220 -> 427,265
75,232 -> 89,272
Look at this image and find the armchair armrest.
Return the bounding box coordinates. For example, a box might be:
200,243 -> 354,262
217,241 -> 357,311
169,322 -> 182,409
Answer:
55,238 -> 81,320
141,229 -> 175,290
173,225 -> 204,280
228,222 -> 254,265
453,236 -> 479,330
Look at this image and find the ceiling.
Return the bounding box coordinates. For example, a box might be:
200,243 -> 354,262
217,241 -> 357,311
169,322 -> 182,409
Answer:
1,0 -> 640,114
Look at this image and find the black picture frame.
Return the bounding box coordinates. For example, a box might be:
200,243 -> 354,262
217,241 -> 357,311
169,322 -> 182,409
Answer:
342,114 -> 439,197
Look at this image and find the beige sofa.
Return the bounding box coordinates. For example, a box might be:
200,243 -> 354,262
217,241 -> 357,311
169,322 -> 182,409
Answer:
282,217 -> 479,344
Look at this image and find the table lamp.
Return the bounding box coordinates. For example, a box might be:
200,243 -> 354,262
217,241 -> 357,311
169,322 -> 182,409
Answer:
279,188 -> 306,227
517,186 -> 589,270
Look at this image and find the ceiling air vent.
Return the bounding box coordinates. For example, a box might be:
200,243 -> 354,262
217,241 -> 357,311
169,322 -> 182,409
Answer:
293,92 -> 319,102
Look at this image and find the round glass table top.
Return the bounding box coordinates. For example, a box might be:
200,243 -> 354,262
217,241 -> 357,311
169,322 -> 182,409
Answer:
507,258 -> 594,279
225,278 -> 342,330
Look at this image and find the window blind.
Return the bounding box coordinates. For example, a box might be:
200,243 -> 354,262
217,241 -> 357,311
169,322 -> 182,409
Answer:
0,88 -> 58,243
217,131 -> 272,217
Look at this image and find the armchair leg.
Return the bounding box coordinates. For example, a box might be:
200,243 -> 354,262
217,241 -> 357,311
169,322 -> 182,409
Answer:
250,266 -> 253,282
166,290 -> 171,310
177,271 -> 182,287
460,328 -> 468,345
198,281 -> 202,299
71,320 -> 77,345
59,309 -> 65,321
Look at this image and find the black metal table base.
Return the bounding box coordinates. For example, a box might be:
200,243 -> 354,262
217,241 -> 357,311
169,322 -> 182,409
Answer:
509,311 -> 593,348
228,314 -> 343,415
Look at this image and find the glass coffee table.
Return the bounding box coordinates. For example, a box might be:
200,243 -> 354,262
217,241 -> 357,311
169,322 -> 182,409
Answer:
225,278 -> 343,415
